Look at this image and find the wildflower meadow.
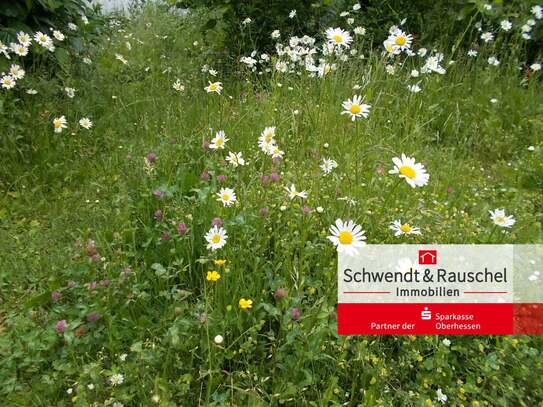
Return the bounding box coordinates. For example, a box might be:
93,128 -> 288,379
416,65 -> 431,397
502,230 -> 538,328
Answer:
1,0 -> 543,405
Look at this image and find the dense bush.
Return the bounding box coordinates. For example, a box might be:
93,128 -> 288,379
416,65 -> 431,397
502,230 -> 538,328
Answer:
168,0 -> 542,63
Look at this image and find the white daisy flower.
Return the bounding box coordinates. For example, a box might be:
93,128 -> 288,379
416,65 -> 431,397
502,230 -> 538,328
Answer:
1,75 -> 16,90
320,158 -> 338,175
489,209 -> 515,228
390,220 -> 422,236
388,28 -> 413,51
205,81 -> 222,94
226,151 -> 246,167
205,226 -> 228,250
467,49 -> 478,57
407,84 -> 421,93
9,64 -> 25,80
341,95 -> 371,121
17,32 -> 32,47
327,219 -> 366,256
270,145 -> 284,159
34,32 -> 53,48
285,184 -> 308,200
389,153 -> 430,188
53,116 -> 67,133
500,20 -> 512,31
258,126 -> 276,152
79,117 -> 93,129
216,187 -> 236,206
172,80 -> 185,92
53,30 -> 65,41
325,27 -> 353,49
209,130 -> 228,150
480,32 -> 494,42
271,30 -> 281,39
11,42 -> 28,56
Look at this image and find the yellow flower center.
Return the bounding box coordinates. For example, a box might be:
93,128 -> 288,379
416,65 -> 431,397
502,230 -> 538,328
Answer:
339,231 -> 353,245
216,138 -> 223,145
54,120 -> 61,129
211,234 -> 221,244
399,165 -> 416,179
264,133 -> 273,142
222,194 -> 230,201
395,36 -> 406,46
495,216 -> 505,224
400,224 -> 412,233
385,43 -> 394,53
209,84 -> 217,91
333,34 -> 343,43
350,104 -> 361,114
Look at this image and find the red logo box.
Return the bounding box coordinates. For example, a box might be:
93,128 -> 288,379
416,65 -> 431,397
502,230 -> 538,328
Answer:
419,250 -> 437,265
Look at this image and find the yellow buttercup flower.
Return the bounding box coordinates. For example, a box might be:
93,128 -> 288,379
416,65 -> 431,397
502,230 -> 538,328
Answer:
238,298 -> 253,309
214,259 -> 227,267
206,270 -> 221,282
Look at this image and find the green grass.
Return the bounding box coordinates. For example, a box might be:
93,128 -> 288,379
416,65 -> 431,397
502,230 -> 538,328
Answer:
1,5 -> 543,406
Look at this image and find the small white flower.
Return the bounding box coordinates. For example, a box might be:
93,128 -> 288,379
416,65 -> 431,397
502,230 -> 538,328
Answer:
407,84 -> 421,93
79,117 -> 93,129
480,31 -> 494,43
467,49 -> 478,57
1,75 -> 16,90
500,20 -> 512,31
288,10 -> 296,19
271,30 -> 281,39
320,158 -> 338,175
216,187 -> 237,207
442,338 -> 451,347
226,151 -> 246,167
531,5 -> 543,19
285,184 -> 308,200
436,388 -> 448,404
53,30 -> 65,41
65,87 -> 76,98
214,335 -> 224,344
489,209 -> 515,228
17,31 -> 32,47
109,373 -> 124,386
354,26 -> 366,35
172,80 -> 185,92
487,56 -> 500,66
530,63 -> 541,71
53,116 -> 67,133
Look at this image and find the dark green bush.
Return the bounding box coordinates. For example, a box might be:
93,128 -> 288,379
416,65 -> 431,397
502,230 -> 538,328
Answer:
168,0 -> 542,63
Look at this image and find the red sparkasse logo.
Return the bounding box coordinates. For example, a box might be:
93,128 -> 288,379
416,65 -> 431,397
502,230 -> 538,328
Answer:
419,250 -> 437,265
